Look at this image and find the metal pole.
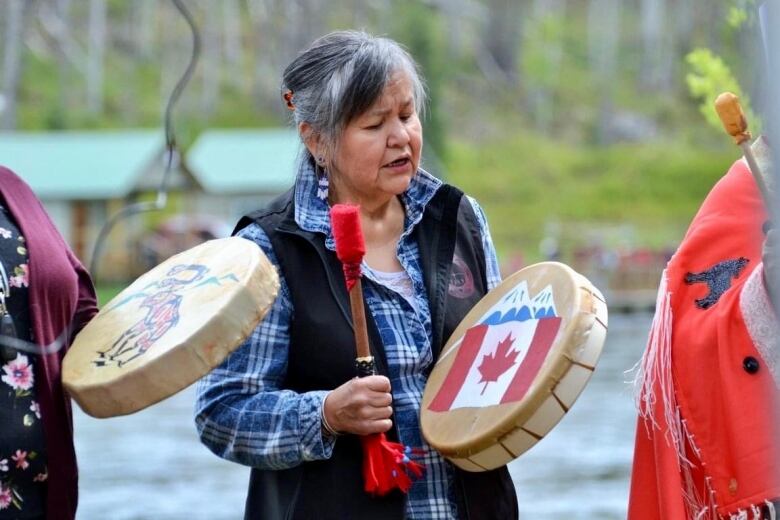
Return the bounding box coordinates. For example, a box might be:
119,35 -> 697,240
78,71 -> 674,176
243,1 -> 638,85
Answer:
762,0 -> 780,492
762,3 -> 780,299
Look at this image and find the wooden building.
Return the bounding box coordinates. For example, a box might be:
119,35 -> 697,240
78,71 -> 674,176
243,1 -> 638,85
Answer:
0,129 -> 198,281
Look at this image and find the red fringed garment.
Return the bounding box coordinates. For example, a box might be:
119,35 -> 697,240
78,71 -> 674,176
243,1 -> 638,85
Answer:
629,149 -> 780,519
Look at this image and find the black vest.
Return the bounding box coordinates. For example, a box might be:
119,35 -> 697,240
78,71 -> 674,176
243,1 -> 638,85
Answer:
235,185 -> 518,520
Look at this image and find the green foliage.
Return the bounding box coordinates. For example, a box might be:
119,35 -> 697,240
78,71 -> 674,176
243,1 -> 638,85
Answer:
96,283 -> 125,308
685,48 -> 761,133
727,6 -> 749,28
727,0 -> 759,28
12,0 -> 761,270
523,12 -> 566,90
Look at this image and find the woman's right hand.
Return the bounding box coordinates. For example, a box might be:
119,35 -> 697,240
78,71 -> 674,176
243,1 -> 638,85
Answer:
323,375 -> 393,435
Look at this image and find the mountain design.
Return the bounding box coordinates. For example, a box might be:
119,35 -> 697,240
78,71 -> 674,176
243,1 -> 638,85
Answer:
480,281 -> 557,325
531,285 -> 557,318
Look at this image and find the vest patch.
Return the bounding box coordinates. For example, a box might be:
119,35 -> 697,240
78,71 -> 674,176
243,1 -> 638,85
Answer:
685,257 -> 749,309
448,254 -> 475,299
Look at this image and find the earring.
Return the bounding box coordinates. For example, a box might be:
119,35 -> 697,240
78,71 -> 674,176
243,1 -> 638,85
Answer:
315,156 -> 329,200
317,174 -> 329,201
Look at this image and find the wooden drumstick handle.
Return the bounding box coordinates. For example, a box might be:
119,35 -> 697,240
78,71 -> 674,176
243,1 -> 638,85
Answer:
715,92 -> 774,219
331,204 -> 376,377
349,280 -> 371,358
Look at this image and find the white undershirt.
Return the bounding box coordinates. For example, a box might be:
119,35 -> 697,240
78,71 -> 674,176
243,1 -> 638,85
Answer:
363,264 -> 418,313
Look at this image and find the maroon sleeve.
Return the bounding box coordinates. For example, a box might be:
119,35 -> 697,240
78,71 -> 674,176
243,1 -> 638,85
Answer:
67,248 -> 98,343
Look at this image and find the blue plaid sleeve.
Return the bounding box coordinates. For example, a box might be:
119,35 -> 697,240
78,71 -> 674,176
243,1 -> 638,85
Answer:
467,196 -> 502,289
194,223 -> 335,469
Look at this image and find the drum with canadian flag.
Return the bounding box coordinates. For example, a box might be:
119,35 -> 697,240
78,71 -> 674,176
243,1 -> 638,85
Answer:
420,262 -> 608,471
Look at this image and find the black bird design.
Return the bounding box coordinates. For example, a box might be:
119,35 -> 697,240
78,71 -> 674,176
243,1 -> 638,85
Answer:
685,257 -> 749,309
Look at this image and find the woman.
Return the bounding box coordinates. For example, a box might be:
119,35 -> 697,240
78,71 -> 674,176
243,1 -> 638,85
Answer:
0,167 -> 98,519
196,31 -> 518,519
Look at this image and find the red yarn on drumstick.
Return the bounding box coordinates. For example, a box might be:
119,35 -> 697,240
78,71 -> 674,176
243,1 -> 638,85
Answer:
330,204 -> 424,495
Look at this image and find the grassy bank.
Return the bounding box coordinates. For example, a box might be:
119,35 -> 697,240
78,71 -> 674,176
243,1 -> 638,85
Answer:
445,134 -> 736,263
95,283 -> 125,308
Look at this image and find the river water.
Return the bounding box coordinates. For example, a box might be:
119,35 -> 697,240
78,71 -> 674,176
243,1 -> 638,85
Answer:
73,313 -> 650,519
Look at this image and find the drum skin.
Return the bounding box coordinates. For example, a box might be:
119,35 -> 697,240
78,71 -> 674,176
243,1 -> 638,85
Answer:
63,237 -> 279,418
421,262 -> 607,471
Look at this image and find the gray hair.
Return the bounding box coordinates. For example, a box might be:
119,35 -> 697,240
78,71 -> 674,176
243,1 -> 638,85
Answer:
281,30 -> 426,166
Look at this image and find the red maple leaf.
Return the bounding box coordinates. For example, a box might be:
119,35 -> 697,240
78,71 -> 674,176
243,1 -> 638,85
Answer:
477,333 -> 519,395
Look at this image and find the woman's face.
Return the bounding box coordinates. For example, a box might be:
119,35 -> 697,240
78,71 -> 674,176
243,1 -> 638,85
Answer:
327,71 -> 423,206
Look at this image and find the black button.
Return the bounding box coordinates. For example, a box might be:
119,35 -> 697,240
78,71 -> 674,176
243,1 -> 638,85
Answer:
743,356 -> 760,374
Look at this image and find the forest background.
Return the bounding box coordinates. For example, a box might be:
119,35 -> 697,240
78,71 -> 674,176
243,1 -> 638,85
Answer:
1,0 -> 769,269
2,2 -> 772,517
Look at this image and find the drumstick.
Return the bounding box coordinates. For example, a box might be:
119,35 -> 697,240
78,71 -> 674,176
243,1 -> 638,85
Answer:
330,204 -> 374,376
329,203 -> 423,496
715,92 -> 775,220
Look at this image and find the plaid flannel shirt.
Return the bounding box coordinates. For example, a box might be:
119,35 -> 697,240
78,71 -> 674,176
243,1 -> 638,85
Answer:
195,161 -> 501,519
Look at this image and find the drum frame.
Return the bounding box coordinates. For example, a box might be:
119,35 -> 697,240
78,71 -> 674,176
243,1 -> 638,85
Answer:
421,262 -> 608,471
63,237 -> 279,418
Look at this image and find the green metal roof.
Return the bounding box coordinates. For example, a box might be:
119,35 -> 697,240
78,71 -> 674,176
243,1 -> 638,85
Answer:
0,130 -> 164,199
187,129 -> 301,194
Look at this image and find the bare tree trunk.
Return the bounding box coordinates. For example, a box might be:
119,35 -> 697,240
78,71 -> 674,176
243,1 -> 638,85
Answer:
200,1 -> 222,117
587,0 -> 621,143
588,0 -> 620,79
673,0 -> 694,55
86,0 -> 107,114
222,0 -> 245,91
443,8 -> 464,61
639,0 -> 660,86
527,0 -> 566,133
118,2 -> 138,124
36,0 -> 87,73
351,0 -> 368,27
1,0 -> 30,130
246,0 -> 282,114
134,0 -> 156,58
285,0 -> 325,60
483,0 -> 521,85
639,0 -> 673,91
54,0 -> 73,123
706,0 -> 726,54
437,0 -> 486,61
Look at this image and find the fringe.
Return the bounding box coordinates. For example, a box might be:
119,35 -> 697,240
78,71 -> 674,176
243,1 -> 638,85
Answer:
633,272 -> 779,520
724,501 -> 780,520
633,270 -> 673,433
766,500 -> 777,520
633,271 -> 714,519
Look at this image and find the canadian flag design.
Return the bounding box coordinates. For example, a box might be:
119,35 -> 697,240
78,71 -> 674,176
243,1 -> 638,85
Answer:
428,281 -> 562,412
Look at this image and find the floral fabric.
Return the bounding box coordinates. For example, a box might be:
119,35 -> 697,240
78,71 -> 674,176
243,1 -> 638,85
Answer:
0,204 -> 47,518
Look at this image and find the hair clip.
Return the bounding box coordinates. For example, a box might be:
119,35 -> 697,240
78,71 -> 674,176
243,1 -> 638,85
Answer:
283,90 -> 295,111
